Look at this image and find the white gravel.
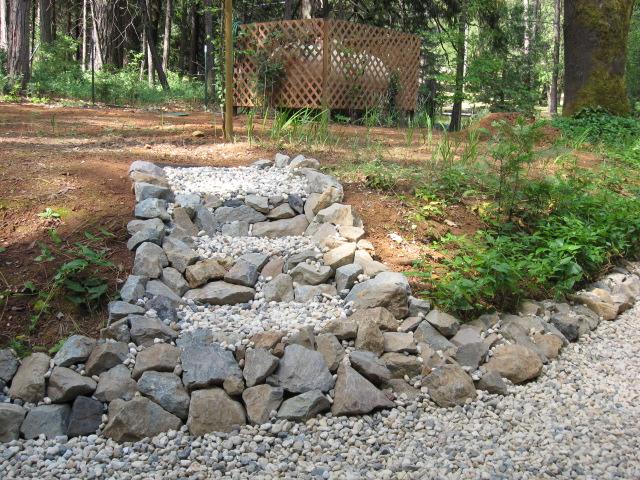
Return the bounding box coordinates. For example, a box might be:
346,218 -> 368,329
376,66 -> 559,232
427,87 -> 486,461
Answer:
192,234 -> 316,261
164,165 -> 309,199
2,301 -> 638,480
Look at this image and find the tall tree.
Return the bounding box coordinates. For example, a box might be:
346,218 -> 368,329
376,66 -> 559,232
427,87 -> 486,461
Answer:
139,0 -> 169,89
0,0 -> 7,50
8,0 -> 31,93
90,0 -> 127,68
563,0 -> 636,116
161,0 -> 171,73
549,0 -> 561,113
39,0 -> 54,43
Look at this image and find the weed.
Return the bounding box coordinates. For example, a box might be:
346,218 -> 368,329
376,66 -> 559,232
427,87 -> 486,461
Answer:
37,207 -> 60,218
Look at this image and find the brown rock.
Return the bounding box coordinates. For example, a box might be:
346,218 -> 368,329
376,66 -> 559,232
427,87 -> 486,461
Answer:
484,344 -> 543,384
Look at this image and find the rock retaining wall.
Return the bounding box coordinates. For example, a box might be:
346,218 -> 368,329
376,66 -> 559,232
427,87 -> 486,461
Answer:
1,154 -> 639,443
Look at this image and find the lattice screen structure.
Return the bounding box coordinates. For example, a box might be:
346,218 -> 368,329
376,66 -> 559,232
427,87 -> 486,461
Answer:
234,19 -> 421,112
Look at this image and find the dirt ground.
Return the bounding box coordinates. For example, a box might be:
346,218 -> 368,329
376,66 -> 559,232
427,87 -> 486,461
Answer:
0,102 -> 575,352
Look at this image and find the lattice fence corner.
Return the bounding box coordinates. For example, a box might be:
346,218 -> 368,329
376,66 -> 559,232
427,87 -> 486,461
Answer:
233,19 -> 421,112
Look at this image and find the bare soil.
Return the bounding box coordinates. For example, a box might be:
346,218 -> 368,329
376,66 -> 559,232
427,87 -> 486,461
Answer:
0,102 -> 598,352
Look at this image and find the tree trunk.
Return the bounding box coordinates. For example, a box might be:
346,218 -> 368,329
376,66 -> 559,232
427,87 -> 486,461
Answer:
0,0 -> 7,51
284,0 -> 291,20
301,0 -> 311,19
549,0 -> 561,113
81,0 -> 87,70
523,0 -> 530,54
8,0 -> 30,93
177,1 -> 187,74
563,0 -> 635,117
204,0 -> 214,95
39,0 -> 53,43
449,2 -> 467,132
90,0 -> 126,68
189,3 -> 198,76
162,0 -> 171,74
139,0 -> 169,89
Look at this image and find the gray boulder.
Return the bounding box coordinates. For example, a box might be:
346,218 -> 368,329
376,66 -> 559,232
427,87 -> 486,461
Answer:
104,397 -> 182,442
187,388 -> 246,436
194,205 -> 220,236
408,296 -> 431,317
224,260 -> 260,287
424,364 -> 476,407
100,318 -> 131,343
0,348 -> 20,384
243,385 -> 284,424
353,250 -> 389,277
323,243 -> 356,271
135,198 -> 170,221
129,160 -> 165,178
127,217 -> 165,235
262,257 -> 285,279
454,342 -> 489,370
47,366 -> 97,403
301,169 -> 344,200
252,215 -> 309,238
162,237 -> 199,273
181,344 -> 242,390
108,301 -> 145,323
345,272 -> 410,319
313,204 -> 357,226
85,342 -> 129,376
425,310 -> 460,337
175,194 -> 202,216
414,321 -> 456,352
335,264 -> 364,292
146,280 -> 186,306
289,263 -> 332,286
381,353 -> 423,379
287,326 -> 316,350
267,204 -> 296,219
499,322 -> 549,364
132,242 -> 168,278
262,274 -> 295,302
245,195 -> 270,213
120,275 -> 148,303
20,404 -> 70,440
294,284 -> 337,303
160,267 -> 189,296
129,315 -> 178,347
355,321 -> 384,356
315,334 -> 345,371
350,307 -> 400,332
349,351 -> 392,385
450,327 -> 483,346
332,365 -> 395,416
0,404 -> 26,441
221,221 -> 250,237
267,345 -> 334,393
172,207 -> 199,236
8,352 -> 50,403
183,281 -> 255,305
288,155 -> 320,170
127,227 -> 165,251
383,332 -> 418,354
94,364 -> 138,402
138,371 -> 190,420
278,390 -> 330,421
132,343 -> 181,380
214,205 -> 266,225
243,348 -> 280,387
475,370 -> 509,396
549,313 -> 582,342
66,396 -> 103,438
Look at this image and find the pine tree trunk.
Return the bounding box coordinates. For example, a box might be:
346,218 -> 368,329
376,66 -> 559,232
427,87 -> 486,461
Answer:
204,0 -> 214,95
139,0 -> 169,89
549,0 -> 561,113
81,0 -> 87,70
189,3 -> 198,76
563,0 -> 635,116
39,0 -> 53,43
449,2 -> 467,132
90,0 -> 126,68
8,0 -> 31,93
301,0 -> 311,19
284,0 -> 291,20
162,0 -> 171,74
0,0 -> 7,50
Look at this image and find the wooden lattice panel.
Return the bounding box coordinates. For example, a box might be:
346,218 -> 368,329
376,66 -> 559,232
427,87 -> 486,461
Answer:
234,19 -> 420,111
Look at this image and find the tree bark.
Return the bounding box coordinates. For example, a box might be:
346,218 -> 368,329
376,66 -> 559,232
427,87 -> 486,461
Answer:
189,3 -> 198,76
161,0 -> 171,74
39,0 -> 53,43
0,0 -> 7,50
90,0 -> 126,68
563,0 -> 635,116
549,0 -> 561,113
8,0 -> 31,93
284,0 -> 291,20
204,0 -> 214,95
81,0 -> 87,70
139,0 -> 169,89
301,0 -> 311,19
449,1 -> 467,132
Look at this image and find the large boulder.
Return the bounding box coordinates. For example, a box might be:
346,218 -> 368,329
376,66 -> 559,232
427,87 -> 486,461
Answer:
345,272 -> 410,319
187,388 -> 246,436
66,396 -> 103,438
8,352 -> 50,403
348,351 -> 392,385
53,335 -> 96,367
414,321 -> 456,352
289,263 -> 332,286
0,348 -> 20,386
185,259 -> 228,288
332,364 -> 395,416
132,343 -> 181,380
315,334 -> 345,371
137,371 -> 190,420
132,242 -> 168,278
424,364 -> 476,407
267,345 -> 334,393
162,237 -> 199,273
20,404 -> 71,440
180,344 -> 242,390
103,397 -> 182,442
214,205 -> 266,225
0,404 -> 27,441
424,310 -> 460,337
278,390 -> 331,421
224,260 -> 260,287
243,385 -> 284,424
262,274 -> 295,302
183,281 -> 255,305
46,367 -> 97,403
349,307 -> 400,332
129,315 -> 178,347
484,344 -> 543,384
94,364 -> 138,402
252,215 -> 309,238
243,348 -> 280,387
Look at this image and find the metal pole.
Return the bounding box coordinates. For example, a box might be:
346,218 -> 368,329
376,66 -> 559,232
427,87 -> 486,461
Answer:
204,44 -> 208,110
224,0 -> 233,139
91,39 -> 95,105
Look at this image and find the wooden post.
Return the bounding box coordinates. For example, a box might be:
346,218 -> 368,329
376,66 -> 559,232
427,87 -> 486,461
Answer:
321,19 -> 329,116
224,0 -> 234,140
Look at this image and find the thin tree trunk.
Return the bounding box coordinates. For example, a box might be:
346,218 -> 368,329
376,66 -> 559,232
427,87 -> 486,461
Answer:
162,0 -> 171,74
449,1 -> 467,132
523,0 -> 530,54
301,0 -> 311,19
39,0 -> 53,42
139,0 -> 168,89
8,0 -> 31,93
81,0 -> 87,70
284,0 -> 291,20
0,0 -> 7,50
204,0 -> 214,96
549,0 -> 561,113
140,27 -> 146,81
189,3 -> 198,76
177,1 -> 187,74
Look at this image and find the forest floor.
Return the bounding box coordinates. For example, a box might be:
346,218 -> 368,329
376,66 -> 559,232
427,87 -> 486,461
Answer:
0,102 -> 590,353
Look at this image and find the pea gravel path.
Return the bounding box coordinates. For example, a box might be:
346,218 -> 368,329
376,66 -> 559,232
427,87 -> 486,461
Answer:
2,299 -> 638,479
